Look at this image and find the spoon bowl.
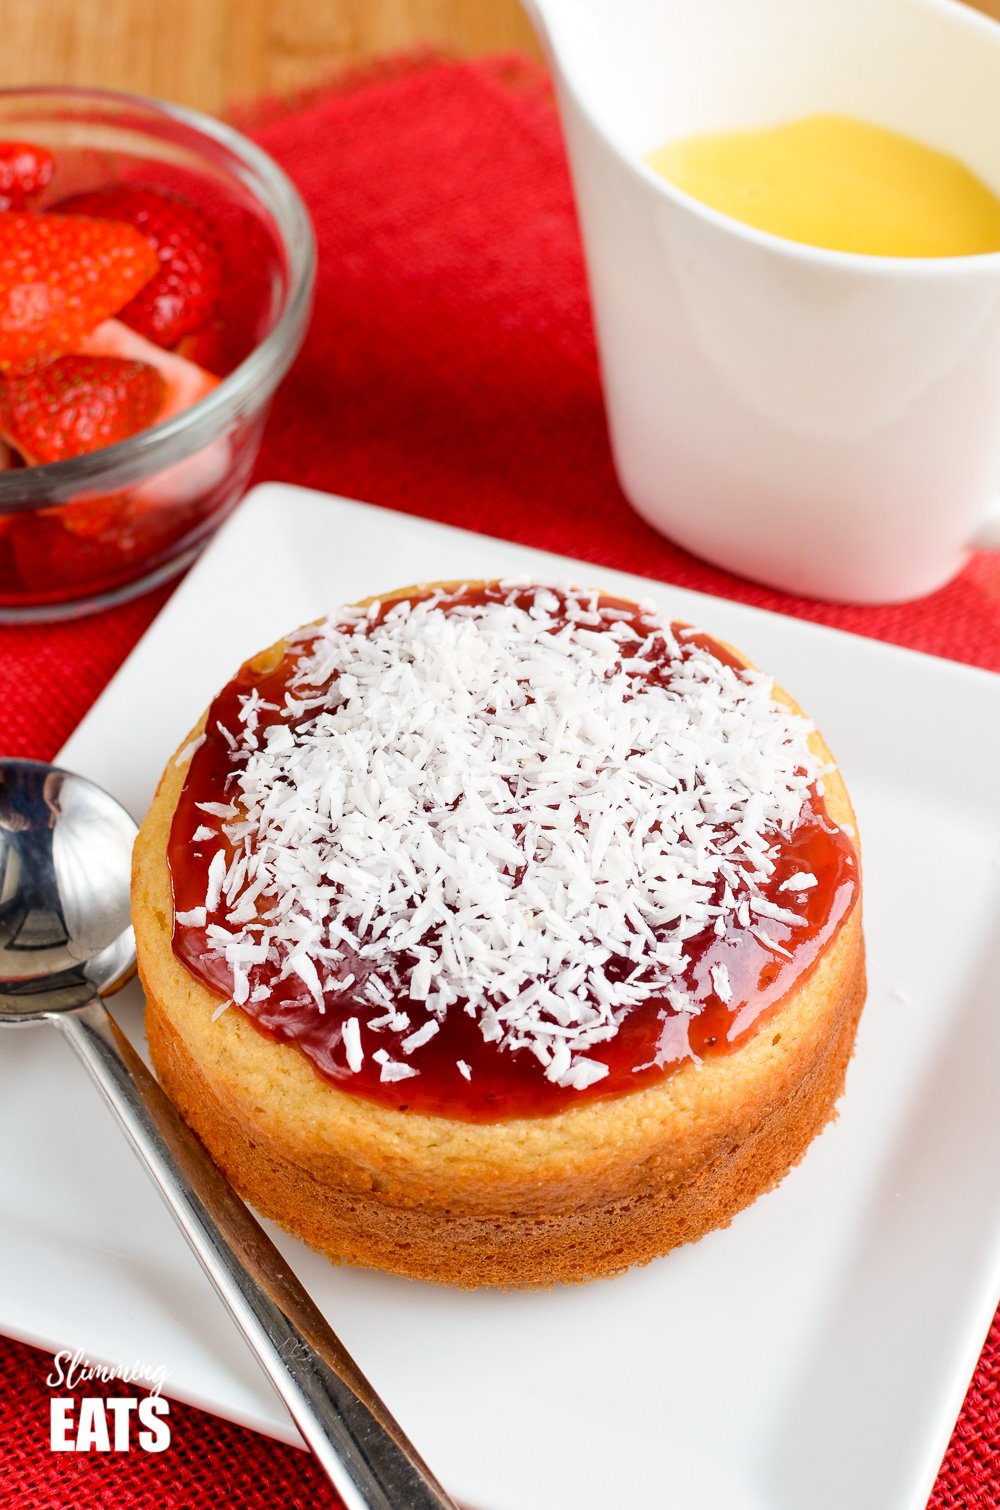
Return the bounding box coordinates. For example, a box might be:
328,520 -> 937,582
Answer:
0,759 -> 137,1017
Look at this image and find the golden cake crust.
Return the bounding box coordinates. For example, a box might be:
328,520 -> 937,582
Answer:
132,583 -> 866,1288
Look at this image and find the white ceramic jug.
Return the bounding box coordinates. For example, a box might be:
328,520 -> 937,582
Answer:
523,0 -> 1000,603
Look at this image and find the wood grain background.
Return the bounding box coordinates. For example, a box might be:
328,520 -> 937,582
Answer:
0,0 -> 541,114
0,0 -> 996,115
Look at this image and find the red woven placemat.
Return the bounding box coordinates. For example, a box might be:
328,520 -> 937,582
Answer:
0,54 -> 996,1509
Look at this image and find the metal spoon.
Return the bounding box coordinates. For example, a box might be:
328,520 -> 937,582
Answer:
0,757 -> 459,1510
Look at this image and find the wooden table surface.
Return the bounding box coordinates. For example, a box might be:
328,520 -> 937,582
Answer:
0,0 -> 541,114
0,0 -> 997,115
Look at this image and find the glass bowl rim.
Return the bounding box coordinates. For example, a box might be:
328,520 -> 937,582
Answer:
0,83 -> 316,507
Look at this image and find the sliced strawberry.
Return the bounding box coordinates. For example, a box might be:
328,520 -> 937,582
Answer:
79,318 -> 229,503
80,317 -> 219,416
55,185 -> 223,348
0,213 -> 159,370
0,141 -> 55,211
0,354 -> 165,464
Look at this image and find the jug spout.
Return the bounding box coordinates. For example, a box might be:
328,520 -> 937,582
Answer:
519,0 -> 678,161
518,0 -> 559,34
519,0 -> 616,81
519,0 -> 573,67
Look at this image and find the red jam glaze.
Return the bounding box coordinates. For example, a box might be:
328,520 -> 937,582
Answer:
167,585 -> 859,1121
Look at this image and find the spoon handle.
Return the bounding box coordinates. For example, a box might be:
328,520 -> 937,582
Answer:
54,996 -> 460,1510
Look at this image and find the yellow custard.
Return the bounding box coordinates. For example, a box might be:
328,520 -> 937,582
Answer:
647,114 -> 1000,257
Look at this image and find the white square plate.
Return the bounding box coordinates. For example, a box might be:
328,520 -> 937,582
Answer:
3,484 -> 999,1510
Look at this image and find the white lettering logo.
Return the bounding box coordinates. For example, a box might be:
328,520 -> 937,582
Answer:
46,1349 -> 171,1453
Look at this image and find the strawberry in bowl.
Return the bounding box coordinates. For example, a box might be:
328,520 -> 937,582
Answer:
54,183 -> 224,349
0,87 -> 314,620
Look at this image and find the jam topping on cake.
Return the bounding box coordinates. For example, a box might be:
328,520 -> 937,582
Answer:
168,582 -> 859,1120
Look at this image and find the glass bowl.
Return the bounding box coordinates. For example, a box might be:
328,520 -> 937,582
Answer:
0,86 -> 315,622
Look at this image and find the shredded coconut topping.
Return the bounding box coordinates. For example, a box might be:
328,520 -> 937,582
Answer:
191,583 -> 825,1090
